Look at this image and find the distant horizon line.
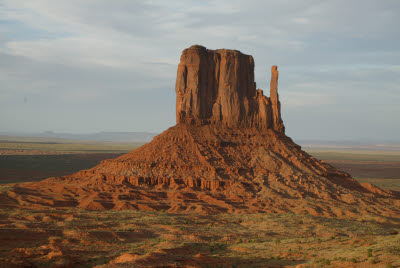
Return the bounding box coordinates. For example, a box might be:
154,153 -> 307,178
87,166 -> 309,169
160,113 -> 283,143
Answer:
1,131 -> 399,144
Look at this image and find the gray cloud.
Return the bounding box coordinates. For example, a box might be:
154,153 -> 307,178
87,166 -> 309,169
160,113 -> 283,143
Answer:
0,0 -> 399,141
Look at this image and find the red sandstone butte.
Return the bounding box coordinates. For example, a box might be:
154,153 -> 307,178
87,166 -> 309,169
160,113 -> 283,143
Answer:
176,45 -> 283,132
1,45 -> 399,221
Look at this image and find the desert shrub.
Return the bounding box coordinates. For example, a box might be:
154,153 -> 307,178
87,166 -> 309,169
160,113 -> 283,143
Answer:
0,186 -> 12,192
370,258 -> 378,264
209,242 -> 226,252
386,245 -> 400,255
367,248 -> 373,257
351,258 -> 357,263
295,219 -> 304,224
274,238 -> 281,244
315,258 -> 331,265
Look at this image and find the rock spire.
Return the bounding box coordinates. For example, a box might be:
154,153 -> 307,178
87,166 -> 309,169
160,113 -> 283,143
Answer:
270,65 -> 285,133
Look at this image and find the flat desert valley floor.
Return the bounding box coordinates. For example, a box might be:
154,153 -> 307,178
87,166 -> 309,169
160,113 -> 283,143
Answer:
0,137 -> 399,267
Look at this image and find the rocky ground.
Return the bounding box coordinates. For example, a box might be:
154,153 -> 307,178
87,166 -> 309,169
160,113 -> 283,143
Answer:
0,208 -> 399,267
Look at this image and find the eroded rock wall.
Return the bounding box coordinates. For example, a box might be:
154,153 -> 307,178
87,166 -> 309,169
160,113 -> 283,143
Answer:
175,45 -> 284,133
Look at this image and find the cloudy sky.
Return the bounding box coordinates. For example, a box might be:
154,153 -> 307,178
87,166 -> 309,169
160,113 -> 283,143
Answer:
1,0 -> 399,141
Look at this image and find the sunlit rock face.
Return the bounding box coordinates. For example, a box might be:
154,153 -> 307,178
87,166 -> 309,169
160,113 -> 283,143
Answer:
175,45 -> 284,133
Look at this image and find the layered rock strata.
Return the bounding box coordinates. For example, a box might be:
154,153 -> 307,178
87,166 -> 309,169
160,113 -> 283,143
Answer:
176,45 -> 284,133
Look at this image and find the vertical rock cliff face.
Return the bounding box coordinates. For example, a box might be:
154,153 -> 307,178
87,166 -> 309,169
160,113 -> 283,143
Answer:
175,45 -> 284,133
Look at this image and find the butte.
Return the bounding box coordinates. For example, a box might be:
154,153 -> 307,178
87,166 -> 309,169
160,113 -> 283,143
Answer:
2,45 -> 399,221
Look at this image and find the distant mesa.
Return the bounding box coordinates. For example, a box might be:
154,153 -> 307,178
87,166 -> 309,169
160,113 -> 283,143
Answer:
0,131 -> 157,142
2,45 -> 399,221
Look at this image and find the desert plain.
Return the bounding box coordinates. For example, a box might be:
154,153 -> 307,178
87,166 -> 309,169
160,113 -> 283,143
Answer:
0,137 -> 399,268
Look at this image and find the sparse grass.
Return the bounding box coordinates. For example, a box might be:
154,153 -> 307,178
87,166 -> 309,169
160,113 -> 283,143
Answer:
0,184 -> 14,192
0,141 -> 142,154
315,257 -> 331,265
305,148 -> 400,191
355,177 -> 400,190
1,209 -> 399,267
370,257 -> 378,264
0,139 -> 144,183
367,248 -> 373,257
306,149 -> 400,162
386,245 -> 400,255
